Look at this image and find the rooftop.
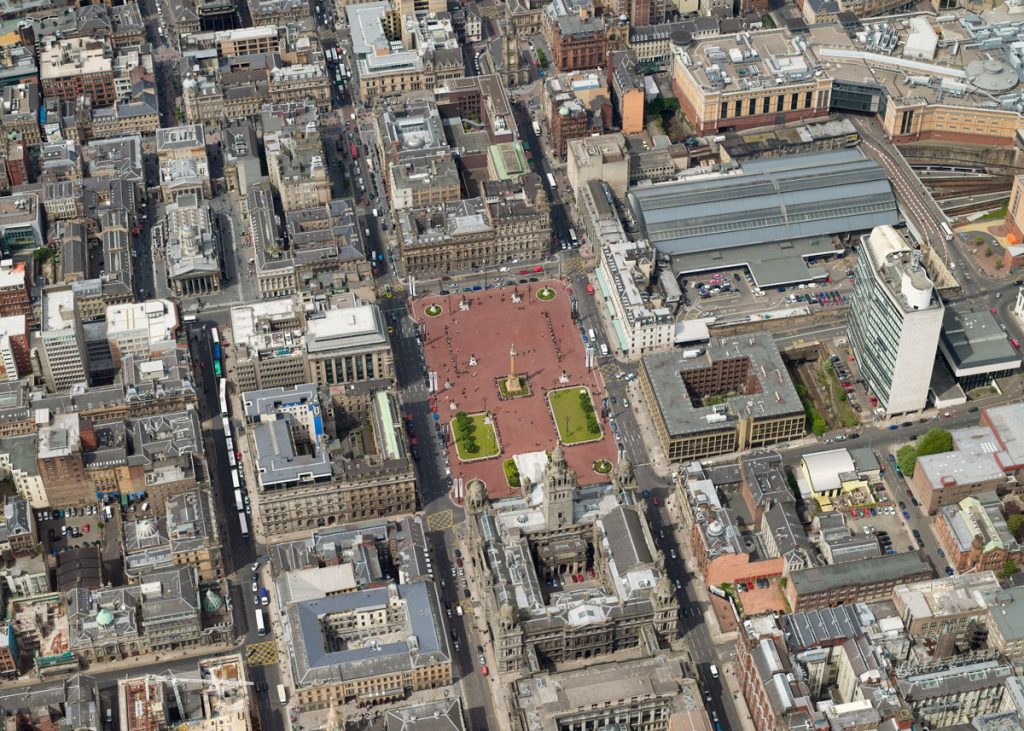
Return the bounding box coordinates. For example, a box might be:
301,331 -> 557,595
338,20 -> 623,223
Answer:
789,551 -> 931,596
862,225 -> 941,315
286,580 -> 451,688
155,124 -> 206,153
304,303 -> 388,355
38,37 -> 112,80
915,449 -> 1006,489
106,299 -> 179,344
938,493 -> 1019,555
642,331 -> 802,437
675,28 -> 821,94
893,570 -> 1001,621
984,402 -> 1024,471
348,3 -> 423,77
628,149 -> 898,280
513,657 -> 692,731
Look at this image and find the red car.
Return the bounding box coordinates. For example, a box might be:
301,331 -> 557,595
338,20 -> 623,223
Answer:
652,496 -> 659,506
532,266 -> 544,273
519,269 -> 530,275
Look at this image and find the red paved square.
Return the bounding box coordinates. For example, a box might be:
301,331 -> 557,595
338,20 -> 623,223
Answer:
413,280 -> 617,500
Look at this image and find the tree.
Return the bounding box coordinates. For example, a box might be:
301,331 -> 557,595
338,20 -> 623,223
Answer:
1008,514 -> 1024,542
917,428 -> 953,457
897,444 -> 919,477
1000,559 -> 1019,580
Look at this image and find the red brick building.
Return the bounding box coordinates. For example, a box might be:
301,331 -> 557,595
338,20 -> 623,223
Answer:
934,493 -> 1023,575
0,315 -> 30,379
0,260 -> 32,321
39,38 -> 117,107
5,140 -> 27,187
550,100 -> 590,159
544,2 -> 607,73
736,633 -> 812,731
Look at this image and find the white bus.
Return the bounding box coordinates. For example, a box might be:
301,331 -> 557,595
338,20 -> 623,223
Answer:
568,228 -> 578,246
219,380 -> 228,417
255,608 -> 266,636
239,513 -> 250,538
587,328 -> 595,342
231,469 -> 241,490
276,684 -> 287,705
531,120 -> 540,136
940,221 -> 954,241
546,173 -> 556,190
234,488 -> 244,512
183,315 -> 198,324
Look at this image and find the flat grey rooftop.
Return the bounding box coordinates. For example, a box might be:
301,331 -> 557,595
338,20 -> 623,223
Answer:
642,331 -> 802,438
940,305 -> 1021,374
789,551 -> 930,596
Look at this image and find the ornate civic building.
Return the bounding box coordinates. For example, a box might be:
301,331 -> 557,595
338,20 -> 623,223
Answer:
464,447 -> 675,677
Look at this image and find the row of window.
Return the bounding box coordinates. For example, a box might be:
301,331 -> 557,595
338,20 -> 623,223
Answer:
720,91 -> 816,120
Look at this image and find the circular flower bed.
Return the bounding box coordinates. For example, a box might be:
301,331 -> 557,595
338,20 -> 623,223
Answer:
537,287 -> 557,301
425,304 -> 443,317
593,460 -> 612,474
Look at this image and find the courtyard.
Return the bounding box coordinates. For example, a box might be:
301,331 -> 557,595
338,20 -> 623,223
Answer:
412,281 -> 617,499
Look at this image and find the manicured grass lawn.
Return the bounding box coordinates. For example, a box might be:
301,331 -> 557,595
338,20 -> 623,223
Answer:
452,413 -> 500,460
548,388 -> 602,445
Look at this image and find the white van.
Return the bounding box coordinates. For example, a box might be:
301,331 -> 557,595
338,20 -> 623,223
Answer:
600,343 -> 609,357
709,664 -> 719,679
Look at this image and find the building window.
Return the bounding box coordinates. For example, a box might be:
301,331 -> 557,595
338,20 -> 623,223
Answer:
720,101 -> 728,119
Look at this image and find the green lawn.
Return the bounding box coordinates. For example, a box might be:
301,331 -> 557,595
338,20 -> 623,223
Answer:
548,388 -> 602,445
452,413 -> 500,460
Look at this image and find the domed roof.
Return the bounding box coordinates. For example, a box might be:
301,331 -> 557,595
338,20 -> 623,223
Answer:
96,608 -> 115,627
135,519 -> 158,539
551,444 -> 565,464
201,589 -> 224,614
